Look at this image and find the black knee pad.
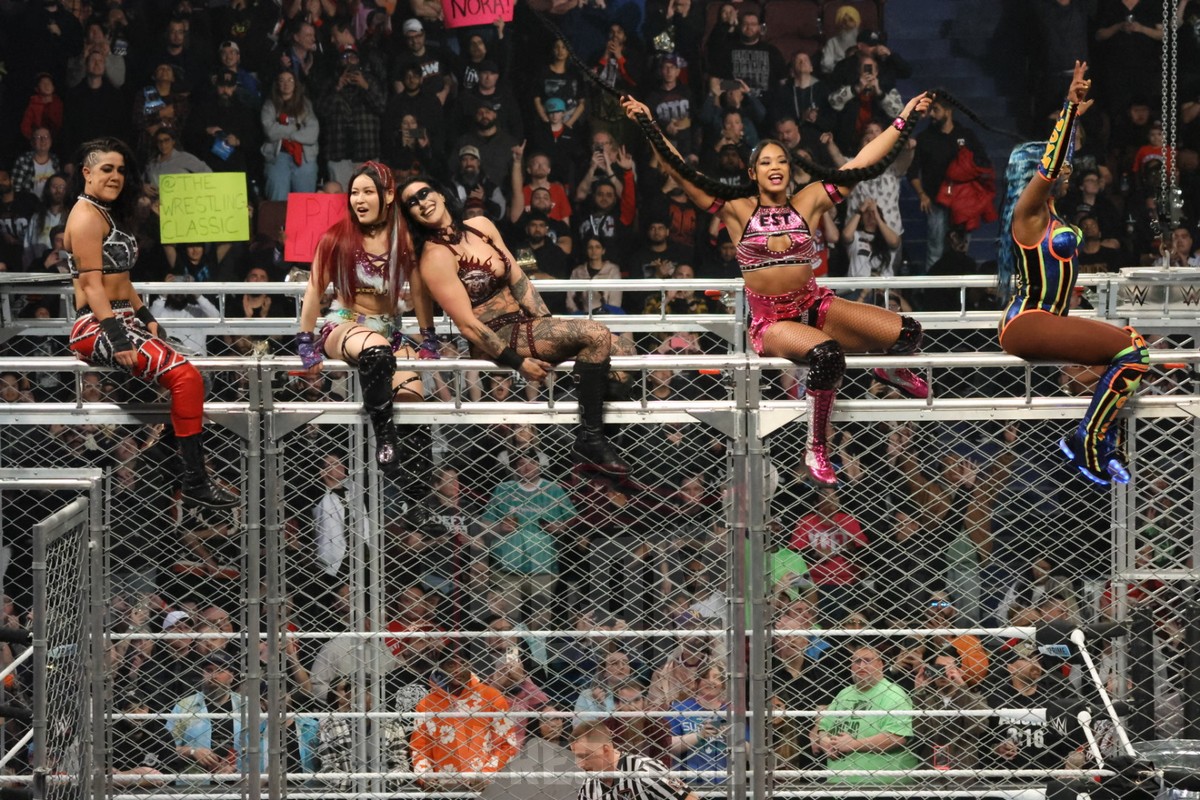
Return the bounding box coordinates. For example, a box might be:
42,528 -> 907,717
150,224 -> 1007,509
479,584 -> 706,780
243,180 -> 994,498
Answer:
888,315 -> 923,355
806,340 -> 845,391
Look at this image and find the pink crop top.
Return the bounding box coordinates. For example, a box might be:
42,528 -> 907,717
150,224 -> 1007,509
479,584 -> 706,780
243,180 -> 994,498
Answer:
735,200 -> 818,272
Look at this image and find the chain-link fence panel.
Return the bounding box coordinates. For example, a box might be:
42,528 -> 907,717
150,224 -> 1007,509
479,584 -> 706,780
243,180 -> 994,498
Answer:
754,344 -> 1200,799
264,349 -> 744,797
0,471 -> 103,800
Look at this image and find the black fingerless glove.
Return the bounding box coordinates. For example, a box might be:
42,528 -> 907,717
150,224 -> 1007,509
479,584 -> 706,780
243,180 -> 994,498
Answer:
99,316 -> 134,353
135,306 -> 165,339
494,347 -> 525,370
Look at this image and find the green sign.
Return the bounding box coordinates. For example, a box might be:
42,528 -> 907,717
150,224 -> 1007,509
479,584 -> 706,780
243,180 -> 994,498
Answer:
159,172 -> 250,244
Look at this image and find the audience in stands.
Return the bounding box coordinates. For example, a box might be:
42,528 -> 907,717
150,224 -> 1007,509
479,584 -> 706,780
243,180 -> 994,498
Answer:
0,0 -> 1188,788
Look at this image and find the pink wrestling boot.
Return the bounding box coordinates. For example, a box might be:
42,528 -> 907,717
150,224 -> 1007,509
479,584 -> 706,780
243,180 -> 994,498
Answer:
805,388 -> 838,486
872,367 -> 929,399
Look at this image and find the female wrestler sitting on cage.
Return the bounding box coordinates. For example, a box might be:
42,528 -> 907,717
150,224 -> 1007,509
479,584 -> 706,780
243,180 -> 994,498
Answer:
999,62 -> 1149,486
619,93 -> 932,486
296,161 -> 446,527
397,175 -> 628,477
66,137 -> 236,510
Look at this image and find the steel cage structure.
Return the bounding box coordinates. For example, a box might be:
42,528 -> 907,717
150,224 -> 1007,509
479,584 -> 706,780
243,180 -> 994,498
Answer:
0,271 -> 1199,800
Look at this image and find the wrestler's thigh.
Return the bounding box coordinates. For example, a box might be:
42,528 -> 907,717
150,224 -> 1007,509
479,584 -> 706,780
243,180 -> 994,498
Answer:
393,344 -> 425,399
1001,312 -> 1132,365
325,323 -> 390,363
760,320 -> 834,361
522,317 -> 611,363
820,297 -> 903,353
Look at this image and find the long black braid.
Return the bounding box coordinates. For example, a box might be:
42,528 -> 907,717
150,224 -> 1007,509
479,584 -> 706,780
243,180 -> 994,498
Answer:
929,88 -> 1024,142
533,11 -> 925,195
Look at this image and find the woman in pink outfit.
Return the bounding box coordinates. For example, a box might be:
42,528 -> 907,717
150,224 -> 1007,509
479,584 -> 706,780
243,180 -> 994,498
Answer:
621,94 -> 932,486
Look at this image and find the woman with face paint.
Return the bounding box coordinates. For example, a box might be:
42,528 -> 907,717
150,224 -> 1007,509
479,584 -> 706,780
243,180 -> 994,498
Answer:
620,92 -> 932,487
998,62 -> 1148,486
397,175 -> 628,477
65,137 -> 236,511
296,161 -> 445,527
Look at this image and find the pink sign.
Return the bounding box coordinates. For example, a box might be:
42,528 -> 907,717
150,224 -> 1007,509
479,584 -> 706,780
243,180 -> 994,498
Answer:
441,0 -> 513,29
284,193 -> 347,263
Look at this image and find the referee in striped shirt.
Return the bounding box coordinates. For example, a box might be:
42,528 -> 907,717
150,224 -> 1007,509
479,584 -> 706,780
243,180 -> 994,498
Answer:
571,720 -> 698,800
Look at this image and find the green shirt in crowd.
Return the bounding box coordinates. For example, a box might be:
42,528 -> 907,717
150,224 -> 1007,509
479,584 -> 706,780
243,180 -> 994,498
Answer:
819,677 -> 919,784
481,479 -> 576,575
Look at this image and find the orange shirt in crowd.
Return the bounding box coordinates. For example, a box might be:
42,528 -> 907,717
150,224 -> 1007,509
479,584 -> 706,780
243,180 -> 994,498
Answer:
411,675 -> 518,779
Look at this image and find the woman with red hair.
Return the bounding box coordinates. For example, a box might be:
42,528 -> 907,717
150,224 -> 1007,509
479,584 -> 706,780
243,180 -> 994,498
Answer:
297,161 -> 443,523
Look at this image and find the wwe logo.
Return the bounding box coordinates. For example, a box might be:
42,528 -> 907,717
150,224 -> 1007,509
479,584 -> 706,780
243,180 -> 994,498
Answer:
1182,285 -> 1200,306
1126,285 -> 1149,306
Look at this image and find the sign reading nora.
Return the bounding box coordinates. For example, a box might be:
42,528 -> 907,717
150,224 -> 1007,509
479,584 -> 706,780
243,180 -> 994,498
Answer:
159,172 -> 250,244
441,0 -> 512,28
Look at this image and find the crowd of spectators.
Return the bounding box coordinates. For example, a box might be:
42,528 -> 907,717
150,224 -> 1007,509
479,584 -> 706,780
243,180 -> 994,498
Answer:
0,0 -> 1197,793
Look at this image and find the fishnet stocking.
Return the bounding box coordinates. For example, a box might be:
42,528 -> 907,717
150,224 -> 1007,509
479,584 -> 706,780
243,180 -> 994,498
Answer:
759,297 -> 907,361
491,317 -> 612,364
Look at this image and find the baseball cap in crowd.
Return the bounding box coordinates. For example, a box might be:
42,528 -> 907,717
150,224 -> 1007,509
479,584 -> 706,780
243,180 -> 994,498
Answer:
402,18 -> 423,34
660,53 -> 683,67
544,97 -> 566,114
857,29 -> 886,46
215,70 -> 238,87
162,610 -> 191,631
1002,638 -> 1039,663
200,651 -> 237,670
478,59 -> 499,74
219,40 -> 240,53
459,145 -> 481,160
524,209 -> 550,224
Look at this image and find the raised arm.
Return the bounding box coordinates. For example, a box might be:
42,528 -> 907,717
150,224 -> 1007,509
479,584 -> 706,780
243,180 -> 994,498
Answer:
508,141 -> 527,225
838,92 -> 932,195
1012,61 -> 1092,245
621,96 -> 718,212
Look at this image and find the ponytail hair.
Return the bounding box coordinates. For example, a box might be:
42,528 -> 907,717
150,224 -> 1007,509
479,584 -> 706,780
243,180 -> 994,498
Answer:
998,142 -> 1045,302
928,88 -> 1024,142
313,160 -> 414,306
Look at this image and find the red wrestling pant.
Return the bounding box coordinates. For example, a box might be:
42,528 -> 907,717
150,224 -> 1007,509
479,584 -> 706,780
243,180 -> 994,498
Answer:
68,301 -> 204,437
745,278 -> 837,355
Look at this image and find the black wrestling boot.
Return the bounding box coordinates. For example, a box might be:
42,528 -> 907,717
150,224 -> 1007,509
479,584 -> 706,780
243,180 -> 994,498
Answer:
359,345 -> 403,477
572,359 -> 630,476
396,425 -> 449,536
178,432 -> 239,509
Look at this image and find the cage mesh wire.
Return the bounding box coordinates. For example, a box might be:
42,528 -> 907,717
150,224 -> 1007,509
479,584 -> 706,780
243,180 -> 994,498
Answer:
38,500 -> 90,799
0,276 -> 1198,799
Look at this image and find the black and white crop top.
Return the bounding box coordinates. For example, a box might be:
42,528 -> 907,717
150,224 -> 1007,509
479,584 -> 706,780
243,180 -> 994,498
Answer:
66,195 -> 138,277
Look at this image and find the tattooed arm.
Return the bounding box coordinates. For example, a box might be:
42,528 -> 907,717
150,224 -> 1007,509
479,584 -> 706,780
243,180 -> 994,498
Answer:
418,246 -> 550,381
508,265 -> 552,319
473,217 -> 553,318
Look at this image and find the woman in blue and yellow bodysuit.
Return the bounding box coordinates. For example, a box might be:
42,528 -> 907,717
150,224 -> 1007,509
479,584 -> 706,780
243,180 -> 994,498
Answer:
998,62 -> 1149,485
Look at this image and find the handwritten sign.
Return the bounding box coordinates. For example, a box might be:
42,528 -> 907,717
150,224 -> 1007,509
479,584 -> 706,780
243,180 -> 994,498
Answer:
159,173 -> 250,244
283,193 -> 348,263
442,0 -> 512,29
